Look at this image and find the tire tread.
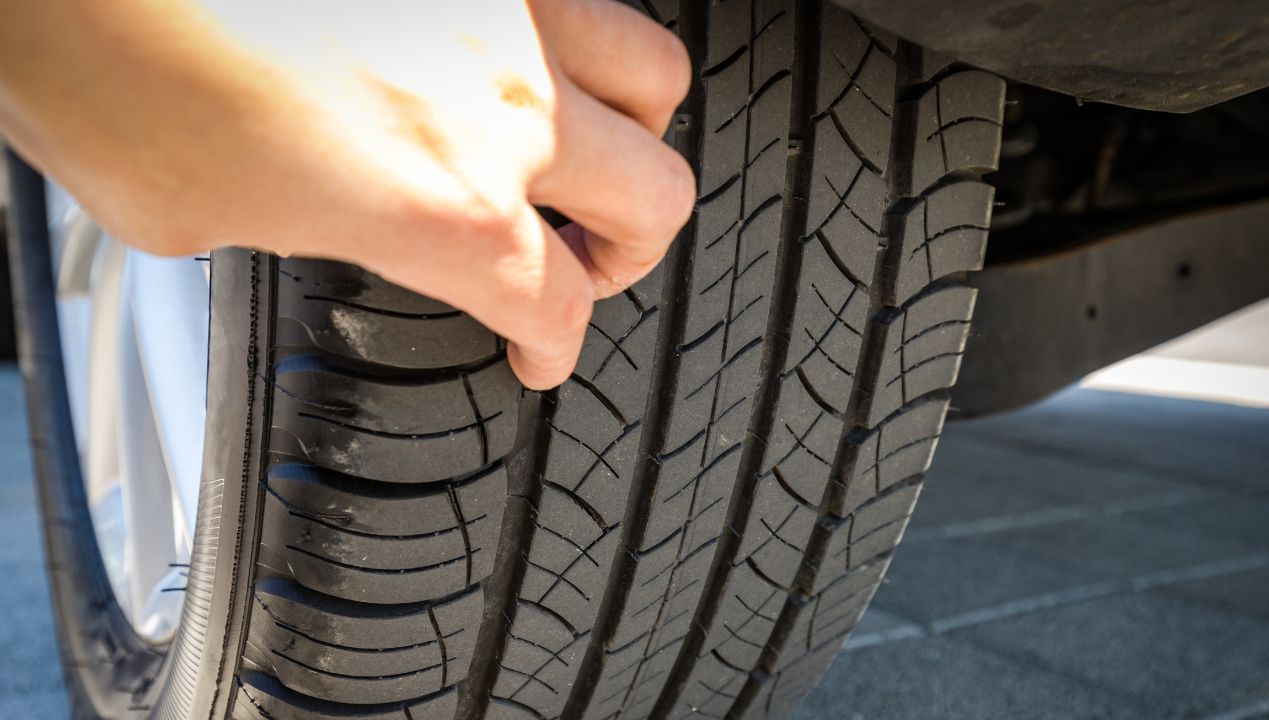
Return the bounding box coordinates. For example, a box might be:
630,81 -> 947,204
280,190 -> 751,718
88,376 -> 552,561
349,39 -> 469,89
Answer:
230,3 -> 1003,718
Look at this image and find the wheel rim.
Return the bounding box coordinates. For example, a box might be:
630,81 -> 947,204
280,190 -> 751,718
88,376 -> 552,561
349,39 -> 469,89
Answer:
46,184 -> 210,645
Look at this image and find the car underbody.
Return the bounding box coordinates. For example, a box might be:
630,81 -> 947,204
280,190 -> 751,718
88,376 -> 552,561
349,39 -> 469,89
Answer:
835,0 -> 1269,415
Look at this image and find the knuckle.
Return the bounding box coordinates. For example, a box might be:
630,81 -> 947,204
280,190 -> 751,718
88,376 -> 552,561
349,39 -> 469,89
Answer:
460,195 -> 524,249
649,28 -> 693,108
494,255 -> 592,341
657,150 -> 697,233
525,293 -> 591,353
491,260 -> 544,313
630,149 -> 695,245
503,292 -> 557,342
556,285 -> 594,334
591,242 -> 652,286
613,251 -> 665,287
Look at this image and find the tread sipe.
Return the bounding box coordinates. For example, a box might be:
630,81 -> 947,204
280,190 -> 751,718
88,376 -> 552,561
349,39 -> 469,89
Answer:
229,1 -> 1004,719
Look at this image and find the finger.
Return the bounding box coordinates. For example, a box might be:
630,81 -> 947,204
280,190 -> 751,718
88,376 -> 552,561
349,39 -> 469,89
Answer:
530,0 -> 691,135
557,222 -> 637,299
529,79 -> 696,295
501,217 -> 594,389
374,203 -> 594,390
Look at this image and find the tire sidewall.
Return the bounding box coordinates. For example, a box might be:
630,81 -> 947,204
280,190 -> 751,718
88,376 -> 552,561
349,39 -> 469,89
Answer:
7,152 -> 262,719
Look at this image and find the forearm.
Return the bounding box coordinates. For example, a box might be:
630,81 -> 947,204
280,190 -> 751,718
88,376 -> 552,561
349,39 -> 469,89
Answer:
0,1 -> 296,253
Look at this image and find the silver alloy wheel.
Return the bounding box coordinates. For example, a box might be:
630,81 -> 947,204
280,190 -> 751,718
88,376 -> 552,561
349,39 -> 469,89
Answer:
45,184 -> 210,645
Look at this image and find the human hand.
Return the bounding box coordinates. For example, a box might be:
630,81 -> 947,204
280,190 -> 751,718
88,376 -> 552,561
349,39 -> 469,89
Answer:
0,0 -> 695,389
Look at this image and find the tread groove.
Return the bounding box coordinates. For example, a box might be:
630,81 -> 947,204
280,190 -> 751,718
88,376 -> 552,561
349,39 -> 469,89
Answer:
650,1 -> 822,716
558,2 -> 707,718
458,393 -> 553,720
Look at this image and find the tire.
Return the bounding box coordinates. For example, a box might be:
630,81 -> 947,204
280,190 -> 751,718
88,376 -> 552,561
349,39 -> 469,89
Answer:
0,231 -> 16,359
10,1 -> 1004,718
1,189 -> 16,359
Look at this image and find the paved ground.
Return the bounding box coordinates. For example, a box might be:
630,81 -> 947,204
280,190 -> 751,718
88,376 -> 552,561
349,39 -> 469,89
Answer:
0,366 -> 68,719
797,388 -> 1269,720
2,363 -> 1267,719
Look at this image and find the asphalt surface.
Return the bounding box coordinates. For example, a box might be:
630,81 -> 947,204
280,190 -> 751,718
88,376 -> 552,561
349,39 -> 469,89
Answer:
1,364 -> 1267,719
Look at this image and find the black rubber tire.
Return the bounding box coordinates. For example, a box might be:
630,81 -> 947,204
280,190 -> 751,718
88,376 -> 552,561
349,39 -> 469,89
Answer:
8,148 -> 233,720
1,148 -> 15,358
0,212 -> 17,359
11,2 -> 1004,718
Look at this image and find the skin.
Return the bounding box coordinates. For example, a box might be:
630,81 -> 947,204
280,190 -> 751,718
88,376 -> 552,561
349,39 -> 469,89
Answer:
0,0 -> 695,389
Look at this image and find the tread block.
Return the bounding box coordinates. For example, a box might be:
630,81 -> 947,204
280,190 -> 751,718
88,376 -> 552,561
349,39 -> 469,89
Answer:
271,359 -> 518,439
807,161 -> 888,288
760,641 -> 841,717
644,428 -> 739,551
889,180 -> 994,305
263,463 -> 505,540
813,11 -> 896,173
244,638 -> 444,705
261,493 -> 468,571
269,361 -> 518,484
274,260 -> 499,370
517,485 -> 621,633
275,282 -> 499,373
250,579 -> 480,665
573,281 -> 659,422
851,482 -> 921,542
255,539 -> 465,607
738,474 -> 820,588
700,559 -> 787,665
869,393 -> 947,492
804,559 -> 889,640
806,119 -> 867,246
780,248 -> 870,415
545,381 -> 641,528
760,381 -> 840,501
234,673 -> 458,719
492,601 -> 589,716
865,285 -> 976,426
838,393 -> 947,516
257,465 -> 504,605
911,70 -> 1006,194
677,649 -> 749,719
277,258 -> 456,316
